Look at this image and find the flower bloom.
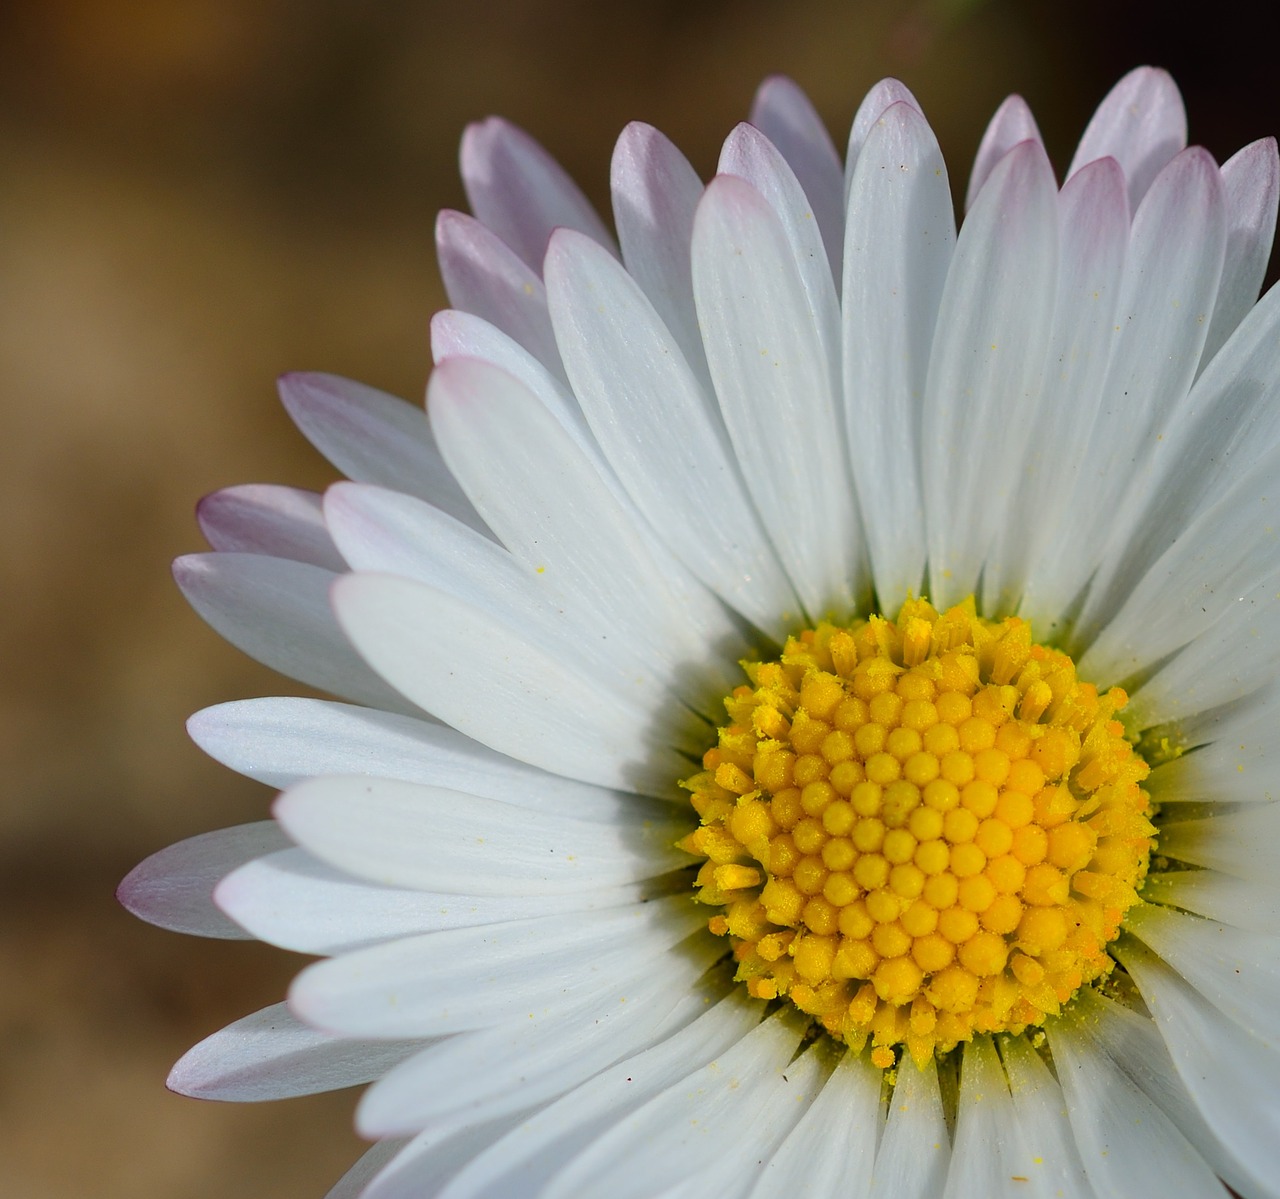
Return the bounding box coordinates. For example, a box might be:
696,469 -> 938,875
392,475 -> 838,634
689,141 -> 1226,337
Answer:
122,67 -> 1280,1198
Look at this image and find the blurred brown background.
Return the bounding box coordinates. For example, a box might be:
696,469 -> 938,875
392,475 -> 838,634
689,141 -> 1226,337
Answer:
0,1 -> 1271,1195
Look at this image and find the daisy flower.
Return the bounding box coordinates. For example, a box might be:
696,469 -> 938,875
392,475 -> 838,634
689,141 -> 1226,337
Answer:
122,66 -> 1280,1198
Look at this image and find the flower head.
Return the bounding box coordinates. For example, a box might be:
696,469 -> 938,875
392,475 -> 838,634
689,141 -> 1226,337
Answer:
122,67 -> 1280,1197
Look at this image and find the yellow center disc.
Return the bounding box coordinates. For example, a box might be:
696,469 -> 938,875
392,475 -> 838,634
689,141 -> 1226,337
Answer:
680,597 -> 1155,1070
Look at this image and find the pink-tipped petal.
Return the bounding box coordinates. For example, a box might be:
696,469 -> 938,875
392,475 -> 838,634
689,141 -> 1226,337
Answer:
197,484 -> 346,571
1202,136 -> 1280,365
1068,65 -> 1187,210
460,117 -> 616,273
435,210 -> 565,380
846,77 -> 922,184
609,122 -> 707,382
167,1001 -> 424,1102
749,76 -> 845,282
965,93 -> 1045,212
118,822 -> 289,939
173,552 -> 416,714
278,371 -> 485,534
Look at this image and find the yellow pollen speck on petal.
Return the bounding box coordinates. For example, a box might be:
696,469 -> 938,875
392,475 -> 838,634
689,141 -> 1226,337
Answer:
681,598 -> 1153,1068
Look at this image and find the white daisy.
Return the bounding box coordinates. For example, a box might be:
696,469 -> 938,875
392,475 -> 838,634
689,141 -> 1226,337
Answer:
121,66 -> 1280,1198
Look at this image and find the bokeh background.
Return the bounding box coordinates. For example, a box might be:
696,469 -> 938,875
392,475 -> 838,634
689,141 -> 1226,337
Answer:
0,1 -> 1273,1194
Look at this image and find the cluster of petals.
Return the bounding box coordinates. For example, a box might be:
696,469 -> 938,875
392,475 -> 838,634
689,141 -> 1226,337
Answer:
121,66 -> 1280,1198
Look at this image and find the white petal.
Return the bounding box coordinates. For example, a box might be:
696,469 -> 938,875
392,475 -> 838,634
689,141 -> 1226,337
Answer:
187,696 -> 651,820
1034,148 -> 1228,634
355,937 -> 720,1136
436,984 -> 760,1199
1067,66 -> 1187,210
943,1039 -> 1021,1199
1118,939 -> 1280,1199
460,116 -> 616,271
749,76 -> 845,289
1202,137 -> 1280,366
541,1009 -> 808,1199
718,122 -> 842,367
748,1049 -> 879,1199
965,94 -> 1045,212
544,226 -> 799,637
167,1001 -> 423,1101
173,552 -> 414,713
273,773 -> 688,896
197,485 -> 345,571
693,173 -> 860,619
277,372 -> 484,531
362,1117 -> 526,1199
1047,1016 -> 1223,1198
920,140 -> 1058,608
427,356 -> 732,689
843,100 -> 955,607
609,121 -> 709,383
1154,803 -> 1280,882
847,78 -> 922,185
117,822 -> 289,939
995,156 -> 1128,622
217,847 -> 662,955
1145,687 -> 1280,806
429,309 -> 587,442
1077,442 -> 1280,684
999,1035 -> 1094,1199
871,1055 -> 950,1197
1126,904 -> 1280,1049
435,210 -> 565,379
288,897 -> 706,1037
332,571 -> 696,796
1071,278 -> 1280,665
323,1140 -> 406,1199
1075,988 -> 1250,1196
1142,869 -> 1280,935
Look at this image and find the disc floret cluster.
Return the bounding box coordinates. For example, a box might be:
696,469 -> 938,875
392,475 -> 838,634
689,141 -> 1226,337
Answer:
681,599 -> 1155,1068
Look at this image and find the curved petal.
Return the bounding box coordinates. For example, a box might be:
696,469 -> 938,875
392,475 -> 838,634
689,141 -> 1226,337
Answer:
920,139 -> 1058,608
427,356 -> 735,686
1067,66 -> 1187,210
354,937 -> 720,1136
435,984 -> 759,1199
965,94 -> 1045,212
1117,941 -> 1280,1199
173,552 -> 415,713
435,210 -> 565,379
118,822 -> 289,939
541,1009 -> 809,1199
186,696 -> 651,820
843,100 -> 954,607
217,847 -> 663,955
288,897 -> 706,1037
609,121 -> 709,384
847,78 -> 922,187
1047,1015 -> 1222,1198
544,226 -> 798,638
167,1001 -> 423,1102
871,1055 -> 950,1197
1126,905 -> 1280,1049
332,572 -> 698,795
1142,869 -> 1280,935
198,485 -> 345,571
277,372 -> 484,533
993,156 -> 1128,622
749,75 -> 845,287
1153,802 -> 1280,882
273,773 -> 689,896
460,117 -> 616,271
694,173 -> 861,619
747,1048 -> 879,1199
1202,137 -> 1280,366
